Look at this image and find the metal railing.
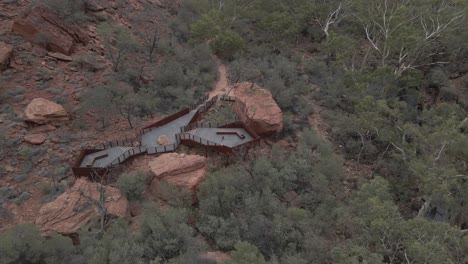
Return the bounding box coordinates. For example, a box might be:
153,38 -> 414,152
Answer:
178,133 -> 222,147
146,143 -> 178,155
107,146 -> 147,167
93,136 -> 140,149
140,95 -> 213,135
182,118 -> 239,132
74,94 -> 262,177
189,95 -> 209,111
220,94 -> 236,102
191,95 -> 217,113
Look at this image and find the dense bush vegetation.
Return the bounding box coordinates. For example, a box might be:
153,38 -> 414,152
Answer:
1,0 -> 467,263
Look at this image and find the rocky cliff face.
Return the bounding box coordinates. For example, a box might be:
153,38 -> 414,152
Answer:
36,178 -> 129,234
233,82 -> 283,136
11,4 -> 89,55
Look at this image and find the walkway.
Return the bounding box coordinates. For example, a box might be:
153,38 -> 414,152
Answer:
72,95 -> 262,178
80,147 -> 134,168
141,109 -> 197,147
187,128 -> 253,148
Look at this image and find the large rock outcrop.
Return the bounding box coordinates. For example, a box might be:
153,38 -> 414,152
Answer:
25,98 -> 69,125
0,42 -> 13,71
233,82 -> 283,136
11,4 -> 89,55
148,153 -> 207,194
36,178 -> 129,234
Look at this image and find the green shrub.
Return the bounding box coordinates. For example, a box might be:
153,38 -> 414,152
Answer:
0,224 -> 77,263
140,205 -> 194,260
17,192 -> 31,204
117,172 -> 147,201
5,86 -> 25,98
38,0 -> 87,24
18,147 -> 32,158
71,118 -> 89,130
427,68 -> 449,88
40,183 -> 53,195
54,166 -> 69,179
72,54 -> 104,72
22,161 -> 33,173
14,174 -> 29,183
40,183 -> 65,203
158,181 -> 193,208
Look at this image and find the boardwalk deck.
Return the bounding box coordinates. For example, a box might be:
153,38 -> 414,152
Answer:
80,147 -> 135,168
187,128 -> 253,148
141,109 -> 197,148
73,95 -> 263,178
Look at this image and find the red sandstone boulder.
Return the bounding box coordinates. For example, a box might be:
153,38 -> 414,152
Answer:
233,82 -> 283,136
25,98 -> 69,125
11,4 -> 89,55
24,133 -> 47,145
148,153 -> 207,194
0,42 -> 13,70
36,178 -> 129,234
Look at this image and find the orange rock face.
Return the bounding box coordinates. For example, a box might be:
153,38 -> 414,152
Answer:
36,178 -> 129,234
148,153 -> 207,193
0,42 -> 13,70
233,82 -> 283,136
11,4 -> 89,55
25,98 -> 69,125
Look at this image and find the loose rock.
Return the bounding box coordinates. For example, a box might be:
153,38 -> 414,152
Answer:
24,133 -> 47,145
25,98 -> 69,125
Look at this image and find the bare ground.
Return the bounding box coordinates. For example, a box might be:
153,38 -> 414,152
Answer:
209,63 -> 230,99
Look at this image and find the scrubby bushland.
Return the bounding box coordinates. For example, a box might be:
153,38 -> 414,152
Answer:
2,0 -> 467,263
117,171 -> 147,201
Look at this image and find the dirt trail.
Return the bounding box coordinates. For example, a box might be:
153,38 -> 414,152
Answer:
307,100 -> 329,140
306,96 -> 373,191
209,63 -> 231,99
